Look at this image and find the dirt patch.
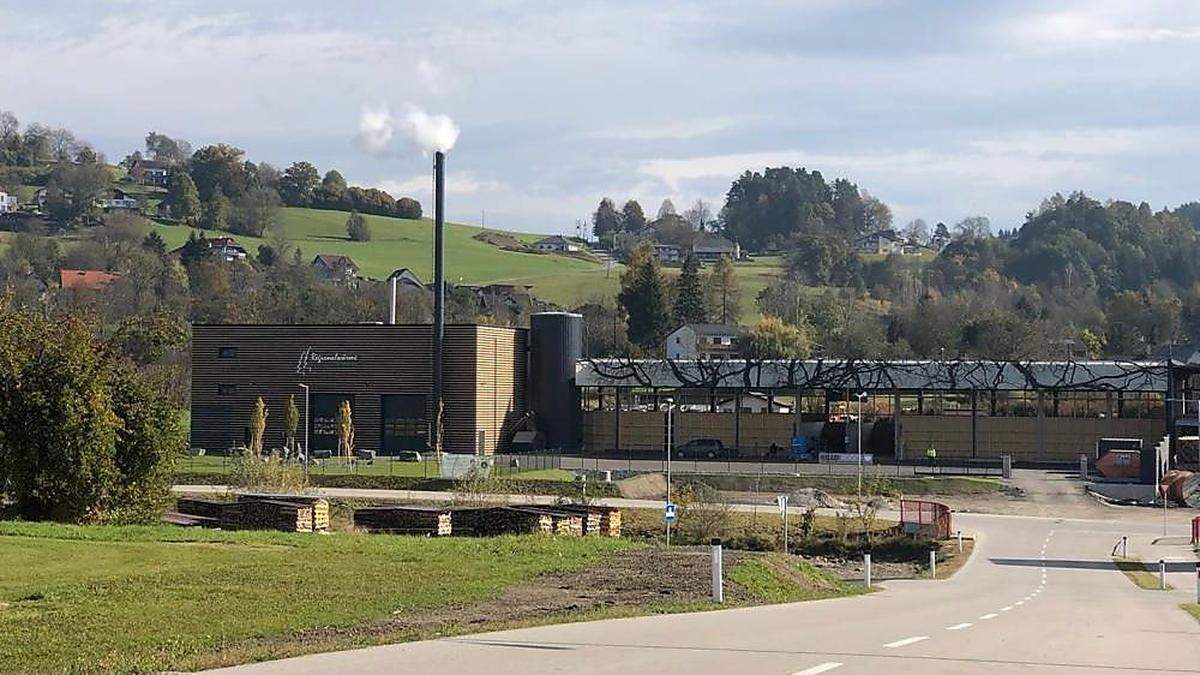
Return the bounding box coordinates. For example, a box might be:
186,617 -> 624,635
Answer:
618,472 -> 666,499
474,231 -> 533,253
192,546 -> 762,668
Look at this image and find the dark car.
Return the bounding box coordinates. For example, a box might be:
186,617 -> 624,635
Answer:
394,450 -> 423,462
675,438 -> 738,459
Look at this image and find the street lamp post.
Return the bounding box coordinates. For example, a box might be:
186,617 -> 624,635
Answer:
298,383 -> 310,480
856,392 -> 868,496
665,397 -> 675,546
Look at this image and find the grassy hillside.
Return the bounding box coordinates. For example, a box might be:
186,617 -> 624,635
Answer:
149,207 -> 603,287
2,186 -> 788,321
150,208 -> 786,322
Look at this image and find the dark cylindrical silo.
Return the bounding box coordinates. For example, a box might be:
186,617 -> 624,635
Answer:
530,312 -> 583,451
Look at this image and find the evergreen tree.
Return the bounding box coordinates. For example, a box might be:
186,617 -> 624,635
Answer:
706,255 -> 742,324
621,200 -> 647,232
591,198 -> 622,242
618,241 -> 671,350
141,231 -> 167,255
673,253 -> 708,326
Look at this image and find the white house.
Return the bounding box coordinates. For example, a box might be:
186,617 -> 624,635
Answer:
534,235 -> 582,253
666,323 -> 746,360
715,392 -> 792,414
99,188 -> 140,211
0,191 -> 17,214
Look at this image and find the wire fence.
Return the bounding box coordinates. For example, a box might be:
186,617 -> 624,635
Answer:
175,450 -> 1001,481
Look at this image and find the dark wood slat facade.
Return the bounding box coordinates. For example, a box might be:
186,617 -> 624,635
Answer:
191,324 -> 527,455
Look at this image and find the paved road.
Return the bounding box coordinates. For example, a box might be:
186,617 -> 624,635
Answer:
203,504 -> 1200,674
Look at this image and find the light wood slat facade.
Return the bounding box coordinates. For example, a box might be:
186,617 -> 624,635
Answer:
191,324 -> 527,455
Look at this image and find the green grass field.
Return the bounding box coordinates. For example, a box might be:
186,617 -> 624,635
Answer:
148,207 -> 603,287
0,521 -> 633,672
175,454 -> 574,482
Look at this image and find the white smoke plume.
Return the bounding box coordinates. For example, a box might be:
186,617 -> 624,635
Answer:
355,104 -> 460,156
402,106 -> 459,154
356,104 -> 394,156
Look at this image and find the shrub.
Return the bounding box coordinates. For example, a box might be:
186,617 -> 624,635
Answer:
226,453 -> 308,493
0,304 -> 182,522
345,210 -> 370,241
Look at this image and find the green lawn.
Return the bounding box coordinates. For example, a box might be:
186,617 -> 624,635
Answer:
175,455 -> 575,482
148,207 -> 603,287
0,521 -> 633,672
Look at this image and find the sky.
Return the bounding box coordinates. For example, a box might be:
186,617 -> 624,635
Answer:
2,0 -> 1200,235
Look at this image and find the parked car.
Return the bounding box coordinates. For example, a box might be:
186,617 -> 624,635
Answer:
394,450 -> 422,462
675,438 -> 738,459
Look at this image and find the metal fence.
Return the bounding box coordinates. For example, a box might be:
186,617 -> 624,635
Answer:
899,499 -> 952,539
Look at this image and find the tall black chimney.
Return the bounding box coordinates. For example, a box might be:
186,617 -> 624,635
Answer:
431,150 -> 446,454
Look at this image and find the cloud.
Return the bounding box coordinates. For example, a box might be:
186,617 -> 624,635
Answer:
589,115 -> 754,141
356,105 -> 394,156
377,171 -> 503,198
1009,4 -> 1200,48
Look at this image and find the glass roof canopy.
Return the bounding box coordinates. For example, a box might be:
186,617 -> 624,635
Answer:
577,358 -> 1171,392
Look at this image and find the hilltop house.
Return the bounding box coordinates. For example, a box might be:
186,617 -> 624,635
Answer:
0,191 -> 17,214
666,323 -> 746,360
172,236 -> 248,262
854,229 -> 905,255
99,188 -> 140,211
60,269 -> 120,291
534,235 -> 582,253
128,158 -> 170,187
311,254 -> 360,283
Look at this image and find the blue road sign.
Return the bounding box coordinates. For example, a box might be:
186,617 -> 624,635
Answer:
664,502 -> 677,522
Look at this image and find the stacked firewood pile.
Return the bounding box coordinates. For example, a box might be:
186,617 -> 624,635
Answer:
236,494 -> 330,532
350,504 -> 622,538
354,506 -> 454,535
555,504 -> 622,537
172,494 -> 331,533
450,506 -> 554,536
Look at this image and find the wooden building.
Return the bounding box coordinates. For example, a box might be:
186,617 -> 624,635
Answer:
191,324 -> 527,455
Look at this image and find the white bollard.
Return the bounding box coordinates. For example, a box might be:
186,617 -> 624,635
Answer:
930,550 -> 937,579
1079,454 -> 1088,480
711,538 -> 724,603
957,530 -> 963,553
1160,559 -> 1167,591
865,553 -> 872,588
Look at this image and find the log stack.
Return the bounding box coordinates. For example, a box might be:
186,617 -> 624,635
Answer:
175,498 -> 227,521
237,494 -> 330,532
511,508 -> 584,536
354,506 -> 453,535
555,505 -> 622,537
220,499 -> 315,532
450,506 -> 553,536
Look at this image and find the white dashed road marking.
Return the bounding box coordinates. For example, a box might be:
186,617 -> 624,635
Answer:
1000,606 -> 1013,612
883,636 -> 930,649
946,623 -> 973,631
791,663 -> 843,675
979,613 -> 998,620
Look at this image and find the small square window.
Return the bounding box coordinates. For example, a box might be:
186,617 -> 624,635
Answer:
218,346 -> 237,358
218,384 -> 237,396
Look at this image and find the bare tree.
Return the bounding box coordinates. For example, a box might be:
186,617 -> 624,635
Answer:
0,110 -> 18,140
683,199 -> 714,232
48,127 -> 79,162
